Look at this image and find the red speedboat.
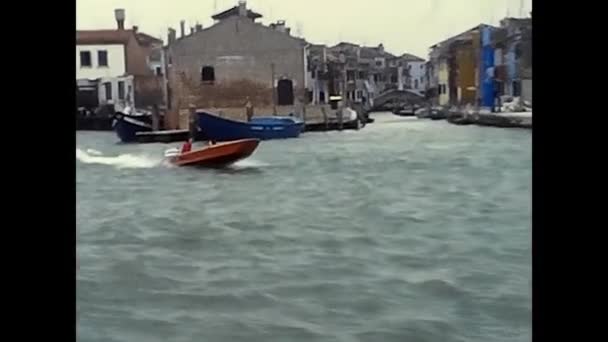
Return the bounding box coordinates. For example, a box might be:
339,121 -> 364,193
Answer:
165,139 -> 260,168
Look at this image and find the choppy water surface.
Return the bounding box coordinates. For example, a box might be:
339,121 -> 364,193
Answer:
77,113 -> 531,342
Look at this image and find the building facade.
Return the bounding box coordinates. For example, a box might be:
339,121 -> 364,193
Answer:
493,17 -> 532,103
165,1 -> 308,127
438,58 -> 450,106
76,9 -> 164,112
427,24 -> 495,107
400,53 -> 426,95
76,44 -> 126,80
307,42 -> 411,109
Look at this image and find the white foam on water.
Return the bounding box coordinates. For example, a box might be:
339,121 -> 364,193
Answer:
231,158 -> 270,169
86,148 -> 103,156
76,148 -> 162,169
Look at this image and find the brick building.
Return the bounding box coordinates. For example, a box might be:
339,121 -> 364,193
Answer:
164,1 -> 309,128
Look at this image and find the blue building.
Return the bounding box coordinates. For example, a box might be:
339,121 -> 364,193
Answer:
480,25 -> 496,108
492,17 -> 533,103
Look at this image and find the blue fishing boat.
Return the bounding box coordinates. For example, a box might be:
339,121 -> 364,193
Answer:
113,112 -> 153,142
196,110 -> 304,141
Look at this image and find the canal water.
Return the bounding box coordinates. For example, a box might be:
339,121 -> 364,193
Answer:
77,113 -> 531,342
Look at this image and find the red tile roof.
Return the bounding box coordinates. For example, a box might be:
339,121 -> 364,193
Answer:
76,30 -> 133,45
135,32 -> 163,46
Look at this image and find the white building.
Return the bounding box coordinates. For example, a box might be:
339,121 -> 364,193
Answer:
76,8 -> 165,111
400,53 -> 427,95
76,44 -> 126,80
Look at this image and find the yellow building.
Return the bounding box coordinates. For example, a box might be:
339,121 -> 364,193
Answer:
455,44 -> 478,104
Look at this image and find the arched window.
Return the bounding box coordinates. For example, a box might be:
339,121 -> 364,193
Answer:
201,66 -> 215,83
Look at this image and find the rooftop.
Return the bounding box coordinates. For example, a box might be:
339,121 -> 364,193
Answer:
77,30 -> 133,45
135,31 -> 163,46
211,6 -> 262,21
77,29 -> 162,46
429,23 -> 494,50
399,53 -> 425,62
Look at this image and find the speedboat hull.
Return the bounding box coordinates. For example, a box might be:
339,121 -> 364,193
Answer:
169,139 -> 260,168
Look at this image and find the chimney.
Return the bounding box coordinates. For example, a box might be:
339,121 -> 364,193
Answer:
180,20 -> 185,38
238,0 -> 247,17
195,23 -> 203,32
132,25 -> 138,33
190,27 -> 195,35
274,20 -> 286,33
115,9 -> 125,30
168,28 -> 176,45
378,43 -> 384,53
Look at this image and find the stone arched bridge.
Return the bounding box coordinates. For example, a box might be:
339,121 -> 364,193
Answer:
371,89 -> 427,111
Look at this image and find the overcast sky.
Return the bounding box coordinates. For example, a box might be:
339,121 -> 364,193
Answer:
77,0 -> 532,59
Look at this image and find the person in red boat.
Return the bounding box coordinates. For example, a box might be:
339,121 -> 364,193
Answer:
181,139 -> 192,154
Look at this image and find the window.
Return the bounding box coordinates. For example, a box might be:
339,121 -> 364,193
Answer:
356,90 -> 363,100
414,79 -> 419,89
347,70 -> 355,81
515,44 -> 523,59
391,74 -> 398,83
80,51 -> 91,67
375,60 -> 383,67
319,91 -> 326,102
201,66 -> 215,83
358,71 -> 365,79
104,82 -> 112,100
374,74 -> 381,82
118,81 -> 125,100
155,67 -> 163,76
97,50 -> 108,67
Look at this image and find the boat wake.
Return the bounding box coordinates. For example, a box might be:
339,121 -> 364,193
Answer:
231,158 -> 270,169
76,148 -> 162,169
85,148 -> 103,156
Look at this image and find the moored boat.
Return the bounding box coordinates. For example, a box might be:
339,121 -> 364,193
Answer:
197,110 -> 304,141
114,112 -> 203,143
113,112 -> 153,142
165,139 -> 260,168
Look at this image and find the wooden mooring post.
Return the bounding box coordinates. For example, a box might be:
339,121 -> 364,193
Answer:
152,104 -> 160,131
188,104 -> 197,141
271,63 -> 277,115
